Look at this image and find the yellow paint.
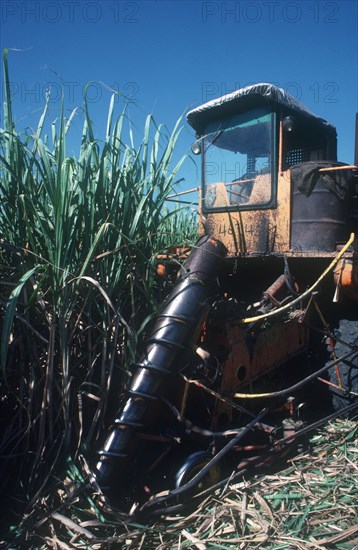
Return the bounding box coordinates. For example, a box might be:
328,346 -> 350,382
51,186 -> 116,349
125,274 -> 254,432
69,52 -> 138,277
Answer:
200,171 -> 291,256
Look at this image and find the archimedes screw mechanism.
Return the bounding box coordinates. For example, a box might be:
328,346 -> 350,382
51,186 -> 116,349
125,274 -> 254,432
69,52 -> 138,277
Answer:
94,236 -> 228,504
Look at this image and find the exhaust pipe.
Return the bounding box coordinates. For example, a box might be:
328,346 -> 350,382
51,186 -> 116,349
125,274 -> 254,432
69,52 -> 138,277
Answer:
94,236 -> 227,496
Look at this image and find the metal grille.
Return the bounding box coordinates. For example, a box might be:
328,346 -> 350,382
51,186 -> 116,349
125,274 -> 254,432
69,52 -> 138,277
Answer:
285,147 -> 312,167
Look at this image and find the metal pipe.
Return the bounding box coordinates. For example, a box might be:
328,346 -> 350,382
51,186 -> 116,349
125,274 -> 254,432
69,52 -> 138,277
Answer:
241,232 -> 355,324
231,348 -> 356,400
142,400 -> 358,517
139,407 -> 268,514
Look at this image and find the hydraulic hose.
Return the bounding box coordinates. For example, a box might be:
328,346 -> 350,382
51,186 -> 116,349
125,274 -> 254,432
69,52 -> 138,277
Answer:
241,233 -> 355,324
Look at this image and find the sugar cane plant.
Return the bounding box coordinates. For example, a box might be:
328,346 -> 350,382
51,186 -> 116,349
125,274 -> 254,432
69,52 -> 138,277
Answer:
0,49 -> 196,504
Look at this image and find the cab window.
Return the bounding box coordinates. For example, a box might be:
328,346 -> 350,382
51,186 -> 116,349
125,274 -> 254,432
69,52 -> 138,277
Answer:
201,108 -> 276,211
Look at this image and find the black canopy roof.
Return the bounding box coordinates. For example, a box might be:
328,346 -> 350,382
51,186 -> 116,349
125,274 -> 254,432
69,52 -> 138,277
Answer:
186,83 -> 336,136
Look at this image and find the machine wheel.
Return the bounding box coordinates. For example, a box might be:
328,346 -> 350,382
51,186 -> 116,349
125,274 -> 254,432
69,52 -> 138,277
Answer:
174,451 -> 221,501
327,319 -> 358,415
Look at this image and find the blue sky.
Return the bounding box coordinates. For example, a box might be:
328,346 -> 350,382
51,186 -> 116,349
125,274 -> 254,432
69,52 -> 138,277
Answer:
1,0 -> 357,192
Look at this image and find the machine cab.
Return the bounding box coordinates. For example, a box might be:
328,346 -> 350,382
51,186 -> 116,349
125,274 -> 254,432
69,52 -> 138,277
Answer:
187,83 -> 356,256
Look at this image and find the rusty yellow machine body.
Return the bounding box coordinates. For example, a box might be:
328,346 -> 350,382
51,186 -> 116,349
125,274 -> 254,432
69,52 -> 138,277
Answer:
182,84 -> 358,423
188,85 -> 357,259
199,167 -> 355,257
95,84 -> 358,514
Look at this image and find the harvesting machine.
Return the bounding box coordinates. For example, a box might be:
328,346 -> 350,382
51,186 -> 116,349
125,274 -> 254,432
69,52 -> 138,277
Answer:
94,84 -> 358,515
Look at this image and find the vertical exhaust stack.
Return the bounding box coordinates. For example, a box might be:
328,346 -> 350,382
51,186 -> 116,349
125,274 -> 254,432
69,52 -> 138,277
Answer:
94,236 -> 227,498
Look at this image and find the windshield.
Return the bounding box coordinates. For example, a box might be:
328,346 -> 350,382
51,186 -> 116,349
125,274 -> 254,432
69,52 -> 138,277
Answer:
201,108 -> 276,210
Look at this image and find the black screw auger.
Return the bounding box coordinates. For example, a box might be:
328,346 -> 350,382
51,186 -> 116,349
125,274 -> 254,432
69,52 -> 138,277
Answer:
94,236 -> 227,499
